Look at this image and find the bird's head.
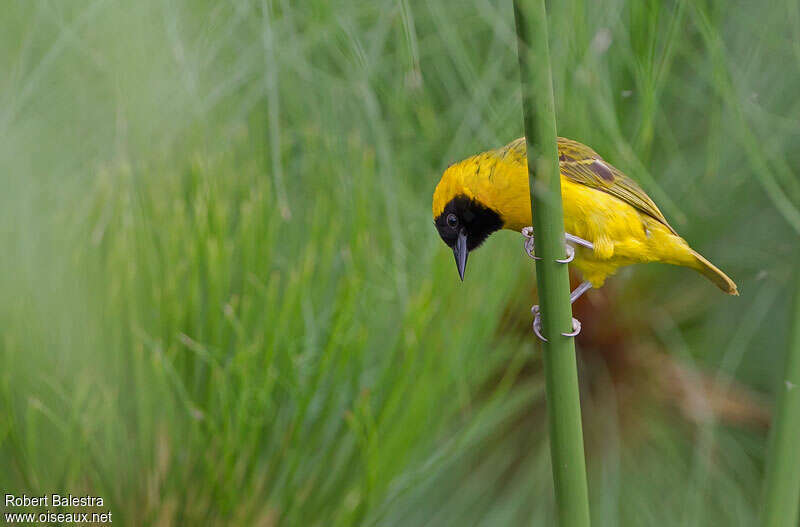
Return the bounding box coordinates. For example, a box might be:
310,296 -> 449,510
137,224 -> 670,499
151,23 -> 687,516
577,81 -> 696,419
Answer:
432,164 -> 504,281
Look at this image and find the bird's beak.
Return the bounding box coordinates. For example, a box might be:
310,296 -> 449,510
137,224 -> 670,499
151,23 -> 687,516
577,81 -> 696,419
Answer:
453,230 -> 468,281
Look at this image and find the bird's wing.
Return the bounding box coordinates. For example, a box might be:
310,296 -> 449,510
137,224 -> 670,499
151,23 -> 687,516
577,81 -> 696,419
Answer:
496,137 -> 677,235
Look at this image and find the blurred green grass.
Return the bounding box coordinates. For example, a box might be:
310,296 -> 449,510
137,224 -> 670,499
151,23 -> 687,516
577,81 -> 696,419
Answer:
1,0 -> 798,525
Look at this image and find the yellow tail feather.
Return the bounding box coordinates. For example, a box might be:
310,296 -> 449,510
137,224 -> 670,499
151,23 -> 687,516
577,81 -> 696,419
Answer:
691,250 -> 738,295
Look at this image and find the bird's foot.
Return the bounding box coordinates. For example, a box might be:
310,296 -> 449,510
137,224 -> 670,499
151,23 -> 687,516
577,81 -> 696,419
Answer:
531,305 -> 582,342
556,233 -> 594,264
522,228 -> 593,264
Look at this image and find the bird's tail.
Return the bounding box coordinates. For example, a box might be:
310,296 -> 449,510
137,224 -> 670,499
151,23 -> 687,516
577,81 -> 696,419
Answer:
690,250 -> 738,295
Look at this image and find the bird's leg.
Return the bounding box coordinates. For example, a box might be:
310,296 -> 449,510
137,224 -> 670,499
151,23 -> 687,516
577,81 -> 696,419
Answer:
566,233 -> 595,249
521,228 -> 593,341
531,281 -> 592,342
569,280 -> 593,303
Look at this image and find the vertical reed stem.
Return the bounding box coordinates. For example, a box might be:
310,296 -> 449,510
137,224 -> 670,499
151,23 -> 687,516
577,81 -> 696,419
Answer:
512,1 -> 591,525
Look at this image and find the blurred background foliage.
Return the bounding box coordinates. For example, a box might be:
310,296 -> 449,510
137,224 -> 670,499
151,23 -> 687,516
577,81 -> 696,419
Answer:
1,0 -> 798,525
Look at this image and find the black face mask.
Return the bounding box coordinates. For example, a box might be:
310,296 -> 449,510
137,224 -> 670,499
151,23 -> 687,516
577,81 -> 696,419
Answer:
434,195 -> 503,280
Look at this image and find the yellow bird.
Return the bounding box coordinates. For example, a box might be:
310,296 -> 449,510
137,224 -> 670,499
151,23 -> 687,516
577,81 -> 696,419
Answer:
433,137 -> 738,315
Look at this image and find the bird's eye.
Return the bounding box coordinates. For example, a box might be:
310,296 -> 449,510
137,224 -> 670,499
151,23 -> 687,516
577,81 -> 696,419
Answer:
446,213 -> 458,228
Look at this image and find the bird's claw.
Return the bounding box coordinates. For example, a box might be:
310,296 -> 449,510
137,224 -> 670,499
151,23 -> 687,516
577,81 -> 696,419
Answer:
521,227 -> 543,261
531,305 -> 547,342
531,305 -> 582,342
555,244 -> 575,264
562,317 -> 582,337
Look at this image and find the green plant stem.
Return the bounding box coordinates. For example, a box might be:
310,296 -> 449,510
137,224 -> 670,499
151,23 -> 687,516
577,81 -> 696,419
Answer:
512,1 -> 591,525
761,275 -> 800,527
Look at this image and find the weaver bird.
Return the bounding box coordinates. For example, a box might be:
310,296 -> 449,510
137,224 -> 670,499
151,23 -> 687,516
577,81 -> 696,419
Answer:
433,137 -> 737,337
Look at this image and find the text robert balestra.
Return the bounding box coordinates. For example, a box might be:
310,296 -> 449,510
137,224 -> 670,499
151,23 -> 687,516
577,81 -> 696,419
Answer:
5,494 -> 105,507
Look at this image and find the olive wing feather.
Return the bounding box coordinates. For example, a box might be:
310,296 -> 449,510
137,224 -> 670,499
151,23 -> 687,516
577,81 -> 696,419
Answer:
495,137 -> 677,235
